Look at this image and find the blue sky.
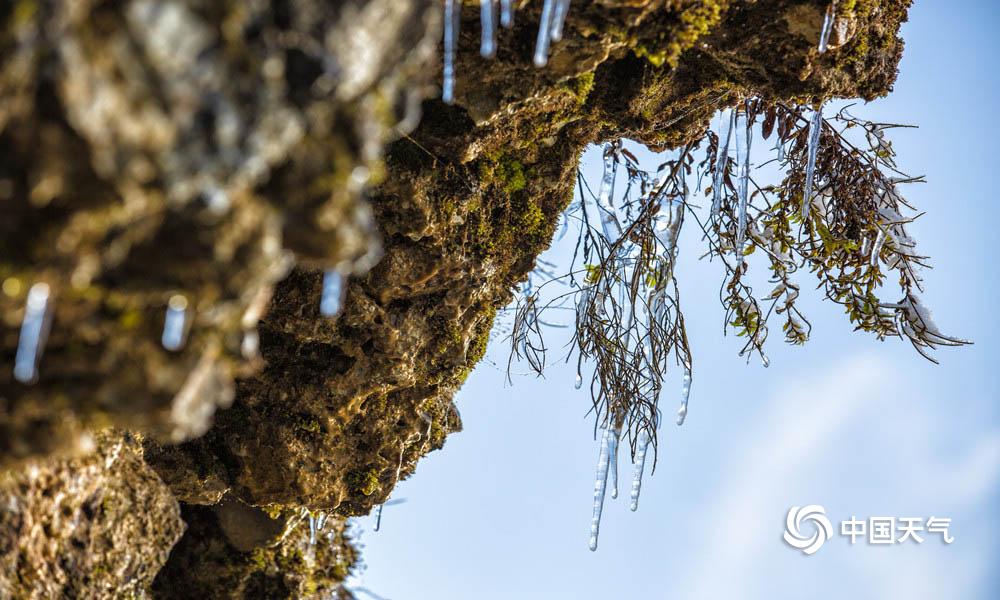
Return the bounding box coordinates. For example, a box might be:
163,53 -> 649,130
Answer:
354,2 -> 999,598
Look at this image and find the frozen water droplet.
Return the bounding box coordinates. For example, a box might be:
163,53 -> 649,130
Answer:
14,282 -> 52,384
574,373 -> 583,389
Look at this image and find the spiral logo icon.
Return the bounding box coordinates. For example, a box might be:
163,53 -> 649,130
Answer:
783,505 -> 833,555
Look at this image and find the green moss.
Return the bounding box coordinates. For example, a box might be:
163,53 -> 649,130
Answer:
634,1 -> 725,68
559,71 -> 596,106
521,200 -> 545,235
634,44 -> 668,67
345,467 -> 380,496
495,158 -> 526,195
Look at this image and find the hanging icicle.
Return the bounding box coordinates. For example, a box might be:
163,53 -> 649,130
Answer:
676,368 -> 692,425
13,282 -> 52,384
594,143 -> 622,242
534,0 -> 556,67
870,227 -> 886,266
801,109 -> 824,222
588,428 -> 612,551
800,1 -> 837,221
320,269 -> 346,317
480,0 -> 496,57
161,294 -> 189,351
609,426 -> 620,499
373,503 -> 384,532
551,0 -> 571,42
500,0 -> 513,28
711,109 -> 734,222
629,432 -> 651,512
734,108 -> 752,268
308,513 -> 318,545
442,0 -> 458,103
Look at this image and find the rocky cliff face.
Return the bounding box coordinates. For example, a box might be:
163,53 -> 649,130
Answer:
1,1 -> 910,596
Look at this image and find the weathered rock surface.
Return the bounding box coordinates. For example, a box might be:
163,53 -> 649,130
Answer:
0,433 -> 183,597
0,0 -> 911,596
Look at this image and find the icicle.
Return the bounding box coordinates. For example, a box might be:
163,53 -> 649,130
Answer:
480,0 -> 496,58
317,512 -> 328,532
442,0 -> 458,103
13,282 -> 51,383
676,368 -> 692,426
734,109 -> 752,268
533,0 -> 555,67
710,109 -> 734,221
870,228 -> 886,266
801,109 -> 823,222
500,0 -> 513,28
550,0 -> 571,42
574,373 -> 583,389
800,2 -> 836,220
594,144 -> 622,241
629,432 -> 650,512
320,269 -> 346,317
308,513 -> 318,545
818,2 -> 837,53
588,428 -> 612,551
373,503 -> 384,531
161,294 -> 189,351
609,427 -> 620,499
